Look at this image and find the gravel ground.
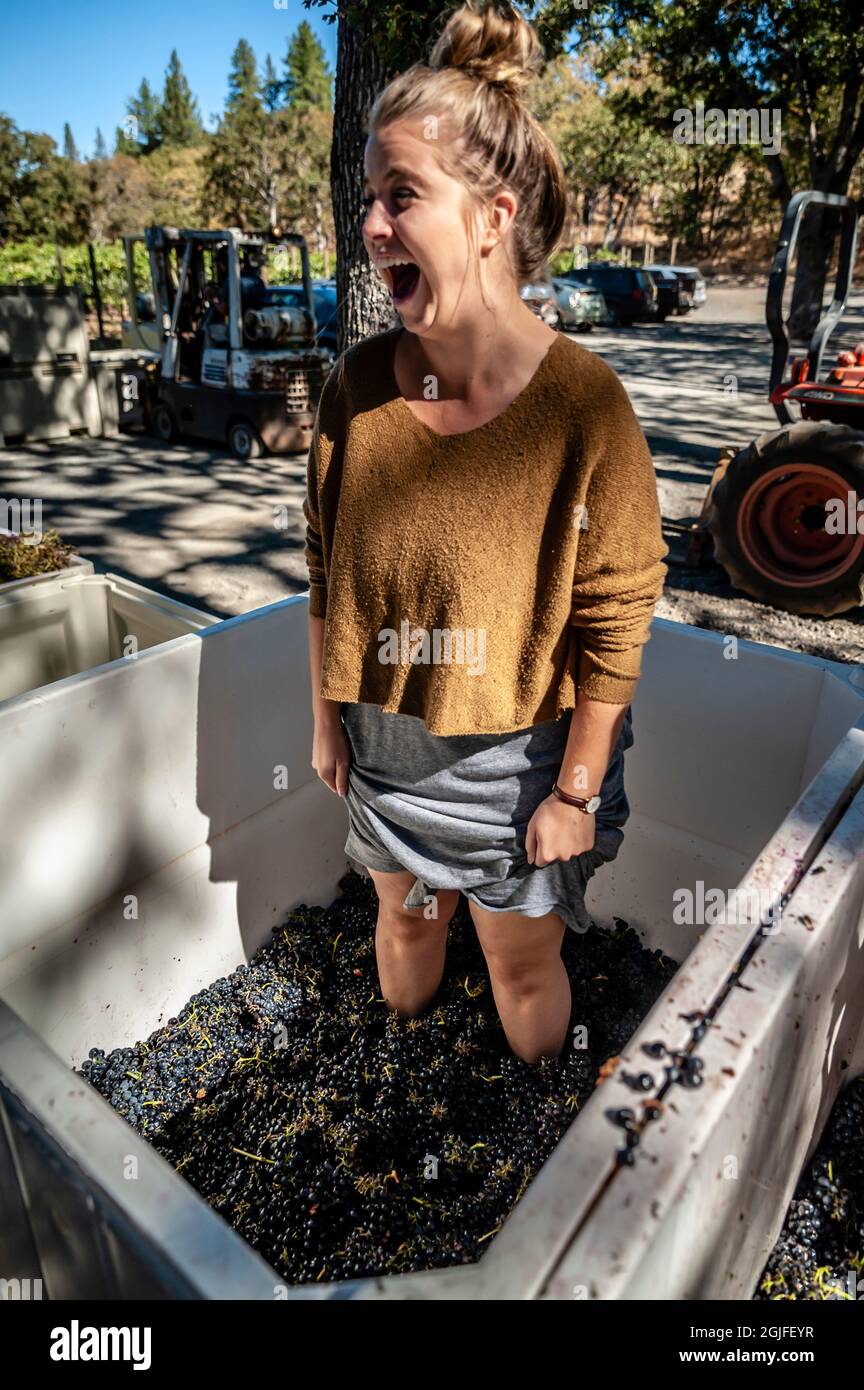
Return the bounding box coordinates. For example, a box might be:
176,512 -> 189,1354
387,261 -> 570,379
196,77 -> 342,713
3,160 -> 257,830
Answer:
655,567 -> 864,666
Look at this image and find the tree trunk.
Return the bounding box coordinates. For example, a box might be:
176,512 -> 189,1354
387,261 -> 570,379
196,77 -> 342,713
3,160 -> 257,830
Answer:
612,189 -> 638,240
601,190 -> 617,248
332,1 -> 398,352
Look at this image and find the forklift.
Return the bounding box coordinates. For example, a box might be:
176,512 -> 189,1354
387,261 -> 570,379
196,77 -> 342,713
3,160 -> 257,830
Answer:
695,191 -> 864,616
122,226 -> 332,460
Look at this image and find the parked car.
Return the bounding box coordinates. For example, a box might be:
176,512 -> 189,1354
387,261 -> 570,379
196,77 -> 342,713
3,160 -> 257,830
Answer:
552,276 -> 607,332
270,278 -> 338,352
578,263 -> 658,326
643,264 -> 707,314
644,266 -> 682,321
519,268 -> 560,328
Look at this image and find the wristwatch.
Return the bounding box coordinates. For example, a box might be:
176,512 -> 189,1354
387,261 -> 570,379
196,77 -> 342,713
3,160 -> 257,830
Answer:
552,782 -> 601,815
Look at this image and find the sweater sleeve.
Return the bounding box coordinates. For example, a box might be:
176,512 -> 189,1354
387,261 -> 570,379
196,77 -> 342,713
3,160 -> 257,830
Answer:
302,381 -> 333,620
569,365 -> 668,704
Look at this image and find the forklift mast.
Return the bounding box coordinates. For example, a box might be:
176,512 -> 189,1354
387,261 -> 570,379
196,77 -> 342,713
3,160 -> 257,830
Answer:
121,225 -> 329,459
129,226 -> 318,374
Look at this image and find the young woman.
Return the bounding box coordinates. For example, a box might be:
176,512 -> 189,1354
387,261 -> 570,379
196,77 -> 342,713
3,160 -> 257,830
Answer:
304,0 -> 668,1065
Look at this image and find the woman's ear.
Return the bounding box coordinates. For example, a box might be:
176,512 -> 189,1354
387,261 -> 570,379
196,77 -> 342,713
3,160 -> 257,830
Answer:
483,189 -> 518,253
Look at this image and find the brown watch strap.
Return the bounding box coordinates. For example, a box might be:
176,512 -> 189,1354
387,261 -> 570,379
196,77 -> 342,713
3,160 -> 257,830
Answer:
552,782 -> 597,812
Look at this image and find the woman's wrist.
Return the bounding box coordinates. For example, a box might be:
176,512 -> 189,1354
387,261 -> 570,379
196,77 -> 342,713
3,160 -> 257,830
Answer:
313,697 -> 343,728
555,765 -> 602,797
551,782 -> 601,813
557,698 -> 629,800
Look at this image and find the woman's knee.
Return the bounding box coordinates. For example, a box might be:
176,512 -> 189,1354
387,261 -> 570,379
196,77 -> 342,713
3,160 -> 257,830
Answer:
469,904 -> 566,994
485,955 -> 552,997
368,872 -> 459,936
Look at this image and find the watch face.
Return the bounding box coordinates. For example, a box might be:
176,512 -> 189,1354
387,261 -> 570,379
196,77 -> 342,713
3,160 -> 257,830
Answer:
586,795 -> 601,814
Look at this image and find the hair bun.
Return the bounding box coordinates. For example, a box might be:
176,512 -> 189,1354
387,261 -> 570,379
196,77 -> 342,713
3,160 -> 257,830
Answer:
429,2 -> 542,99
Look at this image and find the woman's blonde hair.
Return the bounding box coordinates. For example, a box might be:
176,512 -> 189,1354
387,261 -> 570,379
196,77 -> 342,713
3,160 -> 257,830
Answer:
367,1 -> 567,284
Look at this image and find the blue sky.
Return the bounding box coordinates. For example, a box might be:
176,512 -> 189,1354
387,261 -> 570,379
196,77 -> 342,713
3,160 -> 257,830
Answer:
0,0 -> 338,157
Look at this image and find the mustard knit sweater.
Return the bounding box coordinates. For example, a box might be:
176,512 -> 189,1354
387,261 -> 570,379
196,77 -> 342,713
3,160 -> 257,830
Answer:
303,325 -> 668,736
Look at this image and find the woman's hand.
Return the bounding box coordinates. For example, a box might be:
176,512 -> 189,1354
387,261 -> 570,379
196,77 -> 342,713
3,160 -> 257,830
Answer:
312,710 -> 351,796
525,794 -> 596,867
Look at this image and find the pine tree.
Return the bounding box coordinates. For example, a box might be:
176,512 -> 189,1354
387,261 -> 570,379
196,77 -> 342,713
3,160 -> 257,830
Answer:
63,123 -> 79,162
157,50 -> 203,147
262,54 -> 282,112
94,128 -> 107,160
113,125 -> 137,156
227,39 -> 262,115
126,78 -> 162,154
283,20 -> 333,112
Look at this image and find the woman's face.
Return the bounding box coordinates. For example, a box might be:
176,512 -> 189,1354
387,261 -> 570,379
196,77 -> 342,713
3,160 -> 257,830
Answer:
362,118 -> 511,337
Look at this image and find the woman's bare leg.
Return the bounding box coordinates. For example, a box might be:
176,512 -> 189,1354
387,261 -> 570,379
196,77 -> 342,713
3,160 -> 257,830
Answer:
467,902 -> 571,1063
367,868 -> 460,1017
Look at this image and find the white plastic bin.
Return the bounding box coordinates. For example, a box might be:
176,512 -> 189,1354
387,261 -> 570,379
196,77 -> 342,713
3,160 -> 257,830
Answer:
0,571 -> 219,705
1,600 -> 863,1299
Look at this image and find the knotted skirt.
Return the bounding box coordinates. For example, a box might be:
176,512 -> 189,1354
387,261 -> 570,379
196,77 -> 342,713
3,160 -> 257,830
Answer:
341,701 -> 633,936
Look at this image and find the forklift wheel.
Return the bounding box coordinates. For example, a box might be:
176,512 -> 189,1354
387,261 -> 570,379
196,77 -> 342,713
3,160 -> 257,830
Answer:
228,420 -> 264,461
153,404 -> 178,444
154,403 -> 179,444
705,421 -> 864,616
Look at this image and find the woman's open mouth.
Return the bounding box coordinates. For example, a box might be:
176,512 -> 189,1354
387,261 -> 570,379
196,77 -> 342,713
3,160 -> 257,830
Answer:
378,258 -> 421,304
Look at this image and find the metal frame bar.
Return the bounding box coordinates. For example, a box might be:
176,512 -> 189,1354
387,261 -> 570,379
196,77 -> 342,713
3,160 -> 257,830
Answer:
766,190 -> 860,425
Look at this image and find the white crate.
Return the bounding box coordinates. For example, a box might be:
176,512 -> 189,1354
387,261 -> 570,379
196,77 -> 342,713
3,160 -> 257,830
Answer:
1,603 -> 863,1299
0,571 -> 219,705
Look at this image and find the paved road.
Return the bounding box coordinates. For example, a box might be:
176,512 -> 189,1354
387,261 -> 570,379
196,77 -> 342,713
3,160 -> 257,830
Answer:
2,287 -> 863,662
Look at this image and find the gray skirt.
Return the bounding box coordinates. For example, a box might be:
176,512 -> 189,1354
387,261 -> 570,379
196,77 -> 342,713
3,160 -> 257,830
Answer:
340,702 -> 634,936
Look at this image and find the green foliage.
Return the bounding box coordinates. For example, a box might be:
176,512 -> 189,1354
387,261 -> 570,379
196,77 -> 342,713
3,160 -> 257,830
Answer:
157,50 -> 203,147
126,79 -> 162,155
553,246 -> 623,270
63,123 -> 79,163
262,56 -> 283,114
0,118 -> 90,243
283,19 -> 334,111
228,39 -> 263,116
0,235 -> 333,320
544,0 -> 864,200
265,247 -> 332,282
0,238 -> 151,311
303,0 -> 451,73
113,125 -> 138,157
203,23 -> 333,241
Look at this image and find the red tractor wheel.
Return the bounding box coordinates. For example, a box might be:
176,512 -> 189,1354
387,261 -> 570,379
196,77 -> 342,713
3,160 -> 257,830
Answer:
705,422 -> 864,616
